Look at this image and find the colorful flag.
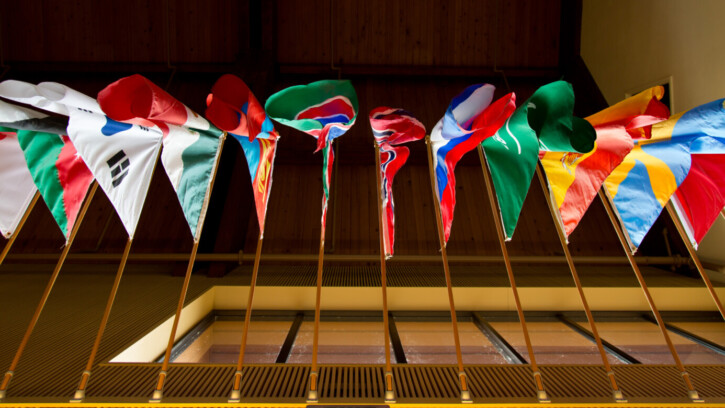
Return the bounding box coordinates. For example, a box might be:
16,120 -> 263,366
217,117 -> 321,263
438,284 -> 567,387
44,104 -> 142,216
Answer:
0,80 -> 103,115
265,80 -> 358,229
540,87 -> 669,237
0,101 -> 93,240
605,98 -> 725,250
206,74 -> 279,232
0,101 -> 39,238
481,81 -> 596,240
430,84 -> 516,243
98,74 -> 215,134
671,149 -> 725,248
68,111 -> 163,238
98,75 -> 225,241
265,80 -> 358,152
369,107 -> 425,258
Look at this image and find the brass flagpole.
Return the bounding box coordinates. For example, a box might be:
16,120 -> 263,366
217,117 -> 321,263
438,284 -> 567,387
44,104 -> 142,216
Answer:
665,203 -> 725,320
535,165 -> 625,402
0,181 -> 98,402
425,136 -> 472,404
477,146 -> 549,402
598,189 -> 703,402
373,143 -> 395,403
228,229 -> 264,403
307,141 -> 334,403
0,191 -> 40,267
150,133 -> 227,403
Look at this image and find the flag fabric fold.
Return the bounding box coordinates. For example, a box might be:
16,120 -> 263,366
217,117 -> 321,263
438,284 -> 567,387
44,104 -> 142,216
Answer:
540,87 -> 669,237
430,84 -> 516,243
482,81 -> 596,240
0,101 -> 39,238
605,98 -> 725,250
206,74 -> 279,232
0,80 -> 103,115
265,80 -> 358,230
98,75 -> 225,241
369,107 -> 426,258
0,101 -> 93,240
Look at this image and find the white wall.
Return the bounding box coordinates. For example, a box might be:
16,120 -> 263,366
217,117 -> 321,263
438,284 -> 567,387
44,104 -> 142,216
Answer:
581,0 -> 725,265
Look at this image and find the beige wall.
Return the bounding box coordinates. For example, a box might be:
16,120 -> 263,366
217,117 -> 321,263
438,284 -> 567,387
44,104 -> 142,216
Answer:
581,0 -> 725,265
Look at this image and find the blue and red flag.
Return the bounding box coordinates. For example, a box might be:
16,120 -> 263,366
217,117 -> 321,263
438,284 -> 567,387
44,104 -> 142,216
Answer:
430,84 -> 516,242
370,107 -> 426,258
605,98 -> 725,250
206,74 -> 279,232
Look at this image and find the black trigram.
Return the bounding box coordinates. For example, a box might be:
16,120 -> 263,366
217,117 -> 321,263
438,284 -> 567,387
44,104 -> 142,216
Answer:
107,150 -> 130,187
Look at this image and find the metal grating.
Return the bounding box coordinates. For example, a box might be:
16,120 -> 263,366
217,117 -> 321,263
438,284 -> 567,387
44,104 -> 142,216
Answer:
612,365 -> 689,398
539,366 -> 613,399
465,366 -> 537,399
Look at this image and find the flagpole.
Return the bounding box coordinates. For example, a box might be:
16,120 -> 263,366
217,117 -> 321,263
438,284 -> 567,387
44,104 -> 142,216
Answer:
665,203 -> 725,320
150,133 -> 227,403
535,165 -> 625,402
228,230 -> 264,403
425,136 -> 472,404
0,191 -> 40,267
307,142 -> 333,403
477,146 -> 549,403
374,143 -> 395,403
71,236 -> 133,402
598,189 -> 703,403
0,181 -> 98,402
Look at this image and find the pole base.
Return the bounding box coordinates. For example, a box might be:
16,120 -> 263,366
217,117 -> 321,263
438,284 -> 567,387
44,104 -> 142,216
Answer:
689,390 -> 704,403
460,389 -> 473,403
70,389 -> 85,403
0,389 -> 5,402
306,389 -> 318,403
384,388 -> 396,403
228,388 -> 241,403
613,389 -> 627,403
149,389 -> 163,403
537,390 -> 551,403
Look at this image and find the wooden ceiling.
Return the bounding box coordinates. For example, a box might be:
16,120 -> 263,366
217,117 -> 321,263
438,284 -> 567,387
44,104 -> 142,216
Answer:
0,0 -> 693,274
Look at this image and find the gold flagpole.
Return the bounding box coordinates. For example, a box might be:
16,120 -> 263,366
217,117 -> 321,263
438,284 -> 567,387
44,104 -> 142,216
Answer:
0,191 -> 40,267
307,141 -> 334,403
535,165 -> 625,402
598,189 -> 703,402
477,146 -> 549,402
374,143 -> 395,403
71,236 -> 133,402
0,181 -> 98,402
228,230 -> 264,403
150,133 -> 227,403
665,203 -> 725,320
425,136 -> 472,404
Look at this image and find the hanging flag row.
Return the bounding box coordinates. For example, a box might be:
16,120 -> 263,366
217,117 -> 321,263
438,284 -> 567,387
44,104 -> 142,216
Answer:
0,76 -> 723,256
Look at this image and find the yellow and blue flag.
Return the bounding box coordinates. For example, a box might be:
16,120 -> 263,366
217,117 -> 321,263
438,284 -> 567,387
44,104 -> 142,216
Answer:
605,99 -> 725,250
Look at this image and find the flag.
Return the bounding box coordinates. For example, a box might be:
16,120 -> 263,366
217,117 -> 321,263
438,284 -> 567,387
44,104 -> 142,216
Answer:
206,74 -> 279,232
481,81 -> 596,240
0,80 -> 103,115
98,74 -> 215,134
0,101 -> 93,240
540,87 -> 669,237
265,80 -> 358,230
264,80 -> 357,152
430,84 -> 516,243
68,111 -> 163,238
0,101 -> 38,238
369,107 -> 426,258
98,75 -> 225,241
605,98 -> 725,250
671,149 -> 725,248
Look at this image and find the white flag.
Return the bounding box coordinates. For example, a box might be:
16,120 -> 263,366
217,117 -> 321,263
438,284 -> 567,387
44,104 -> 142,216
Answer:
0,132 -> 37,238
68,110 -> 162,238
0,80 -> 102,116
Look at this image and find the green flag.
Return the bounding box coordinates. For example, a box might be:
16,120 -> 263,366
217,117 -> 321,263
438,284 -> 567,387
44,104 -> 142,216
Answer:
482,81 -> 595,239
